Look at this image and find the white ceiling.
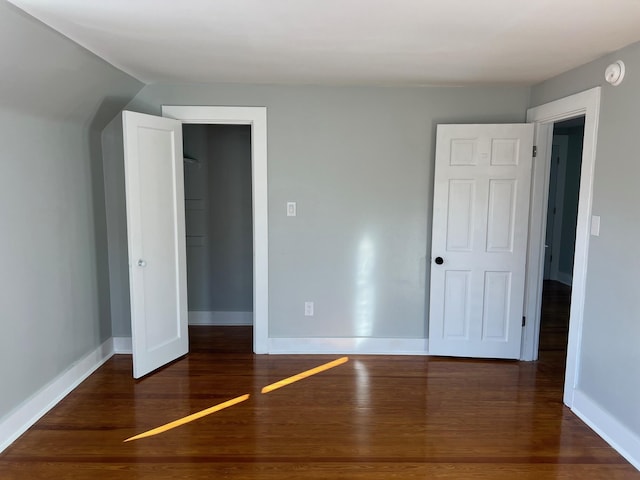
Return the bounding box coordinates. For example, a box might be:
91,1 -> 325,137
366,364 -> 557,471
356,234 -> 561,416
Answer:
8,0 -> 640,86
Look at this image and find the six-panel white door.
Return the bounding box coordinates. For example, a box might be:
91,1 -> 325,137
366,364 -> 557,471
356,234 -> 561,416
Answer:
429,124 -> 534,359
122,111 -> 189,378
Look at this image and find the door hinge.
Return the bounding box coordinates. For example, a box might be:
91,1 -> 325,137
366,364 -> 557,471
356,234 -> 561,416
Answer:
522,316 -> 526,327
532,146 -> 537,157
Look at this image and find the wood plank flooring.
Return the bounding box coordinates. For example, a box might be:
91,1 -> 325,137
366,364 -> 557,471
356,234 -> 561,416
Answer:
539,280 -> 572,354
1,293 -> 638,479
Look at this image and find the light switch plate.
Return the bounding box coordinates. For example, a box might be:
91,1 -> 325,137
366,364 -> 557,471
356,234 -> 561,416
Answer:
287,202 -> 297,217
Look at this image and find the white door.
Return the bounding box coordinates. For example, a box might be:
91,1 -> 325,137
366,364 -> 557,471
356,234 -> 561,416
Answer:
122,111 -> 188,378
429,124 -> 534,359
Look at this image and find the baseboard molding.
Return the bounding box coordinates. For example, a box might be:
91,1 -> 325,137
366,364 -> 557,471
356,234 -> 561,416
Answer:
572,389 -> 640,471
0,338 -> 114,454
113,336 -> 132,354
188,311 -> 253,326
269,337 -> 428,355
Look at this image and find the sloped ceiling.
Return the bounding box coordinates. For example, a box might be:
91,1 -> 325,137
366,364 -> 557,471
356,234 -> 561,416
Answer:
7,0 -> 640,86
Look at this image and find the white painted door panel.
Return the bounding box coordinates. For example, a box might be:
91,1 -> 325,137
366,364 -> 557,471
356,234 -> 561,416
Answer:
429,124 -> 534,359
122,111 -> 188,378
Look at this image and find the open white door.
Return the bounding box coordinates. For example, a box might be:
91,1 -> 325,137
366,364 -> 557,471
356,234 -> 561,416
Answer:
122,111 -> 188,378
429,124 -> 534,359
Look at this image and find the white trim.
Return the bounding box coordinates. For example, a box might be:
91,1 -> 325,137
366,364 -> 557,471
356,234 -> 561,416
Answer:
572,389 -> 640,471
113,336 -> 133,354
269,337 -> 428,355
188,311 -> 253,326
521,120 -> 554,359
162,106 -> 269,354
0,339 -> 114,454
524,87 -> 601,410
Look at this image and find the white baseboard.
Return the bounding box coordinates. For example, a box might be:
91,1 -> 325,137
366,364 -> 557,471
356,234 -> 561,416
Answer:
188,311 -> 253,326
269,337 -> 428,355
572,389 -> 640,471
113,336 -> 132,354
0,338 -> 115,454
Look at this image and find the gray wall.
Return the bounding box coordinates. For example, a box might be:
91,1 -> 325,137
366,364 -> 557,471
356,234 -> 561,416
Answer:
183,124 -> 253,312
554,126 -> 583,277
0,1 -> 142,421
121,82 -> 530,338
182,125 -> 212,312
531,40 -> 640,438
102,113 -> 130,337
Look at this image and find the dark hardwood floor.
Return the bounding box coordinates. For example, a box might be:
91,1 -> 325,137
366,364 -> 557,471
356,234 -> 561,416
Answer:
539,280 -> 572,355
1,298 -> 638,479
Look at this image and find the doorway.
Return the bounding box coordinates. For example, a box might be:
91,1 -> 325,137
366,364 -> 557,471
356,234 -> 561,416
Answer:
162,105 -> 269,354
538,117 -> 585,361
524,87 -> 600,408
183,124 -> 254,351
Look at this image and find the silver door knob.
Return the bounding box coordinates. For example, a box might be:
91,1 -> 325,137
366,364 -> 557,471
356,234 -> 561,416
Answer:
137,259 -> 147,267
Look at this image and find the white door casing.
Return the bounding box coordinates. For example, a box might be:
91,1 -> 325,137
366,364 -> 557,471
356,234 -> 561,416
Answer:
429,124 -> 534,359
523,87 -> 601,407
122,111 -> 189,378
161,105 -> 269,354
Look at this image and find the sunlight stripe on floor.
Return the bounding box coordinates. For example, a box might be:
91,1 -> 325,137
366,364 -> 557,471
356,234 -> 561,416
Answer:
261,357 -> 349,394
124,394 -> 250,442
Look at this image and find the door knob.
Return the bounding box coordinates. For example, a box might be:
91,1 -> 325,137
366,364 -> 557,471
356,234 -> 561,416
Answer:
434,257 -> 444,265
137,259 -> 147,267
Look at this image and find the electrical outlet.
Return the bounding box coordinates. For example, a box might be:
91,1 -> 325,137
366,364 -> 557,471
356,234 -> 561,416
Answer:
304,301 -> 314,316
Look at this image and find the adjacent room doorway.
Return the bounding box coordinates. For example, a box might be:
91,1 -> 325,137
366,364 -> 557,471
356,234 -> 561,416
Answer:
538,117 -> 585,363
525,87 -> 600,408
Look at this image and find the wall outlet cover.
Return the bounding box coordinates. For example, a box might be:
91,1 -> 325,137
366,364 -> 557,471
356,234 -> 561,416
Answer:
304,301 -> 314,316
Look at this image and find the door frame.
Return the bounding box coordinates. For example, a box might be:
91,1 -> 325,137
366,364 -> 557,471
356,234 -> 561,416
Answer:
162,105 -> 269,354
522,87 -> 601,408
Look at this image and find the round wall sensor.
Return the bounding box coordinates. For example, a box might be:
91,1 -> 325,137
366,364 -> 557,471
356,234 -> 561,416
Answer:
605,60 -> 625,86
